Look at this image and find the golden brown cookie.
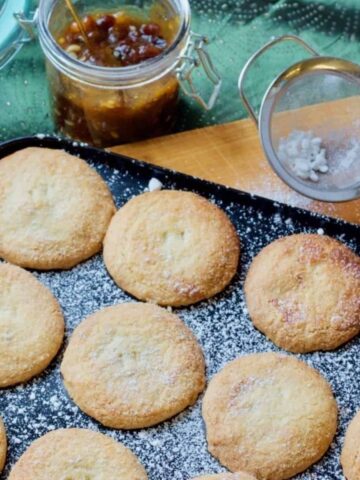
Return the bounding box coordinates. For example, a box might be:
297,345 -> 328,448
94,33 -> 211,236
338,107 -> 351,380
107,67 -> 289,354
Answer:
0,262 -> 64,387
0,417 -> 6,473
192,473 -> 257,480
0,147 -> 115,270
341,410 -> 360,479
203,352 -> 337,480
61,302 -> 205,428
244,234 -> 360,353
103,190 -> 240,306
8,428 -> 147,480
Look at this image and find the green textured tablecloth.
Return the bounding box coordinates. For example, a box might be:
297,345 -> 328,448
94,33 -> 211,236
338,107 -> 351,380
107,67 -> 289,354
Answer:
0,0 -> 359,142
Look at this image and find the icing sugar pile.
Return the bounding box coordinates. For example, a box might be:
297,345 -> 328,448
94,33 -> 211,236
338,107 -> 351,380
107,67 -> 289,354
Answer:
0,156 -> 359,480
278,130 -> 360,188
329,138 -> 360,187
332,138 -> 360,173
278,130 -> 328,182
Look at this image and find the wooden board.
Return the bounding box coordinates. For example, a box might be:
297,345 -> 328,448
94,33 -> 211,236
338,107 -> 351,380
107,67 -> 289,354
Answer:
111,100 -> 360,225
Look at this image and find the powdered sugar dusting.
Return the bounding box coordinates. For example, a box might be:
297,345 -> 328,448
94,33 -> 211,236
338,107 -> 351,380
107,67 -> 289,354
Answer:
0,142 -> 359,480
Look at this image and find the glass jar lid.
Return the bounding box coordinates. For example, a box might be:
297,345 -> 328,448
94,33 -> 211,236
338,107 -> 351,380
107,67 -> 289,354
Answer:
0,0 -> 33,69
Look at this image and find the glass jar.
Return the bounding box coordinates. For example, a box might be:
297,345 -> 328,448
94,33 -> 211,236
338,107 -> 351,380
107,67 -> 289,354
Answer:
36,0 -> 221,147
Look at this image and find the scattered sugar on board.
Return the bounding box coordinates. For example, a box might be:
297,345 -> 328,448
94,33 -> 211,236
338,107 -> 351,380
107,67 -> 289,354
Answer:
0,154 -> 359,480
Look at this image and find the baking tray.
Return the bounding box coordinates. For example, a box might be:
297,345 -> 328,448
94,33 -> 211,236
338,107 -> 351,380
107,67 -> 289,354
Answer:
0,135 -> 359,480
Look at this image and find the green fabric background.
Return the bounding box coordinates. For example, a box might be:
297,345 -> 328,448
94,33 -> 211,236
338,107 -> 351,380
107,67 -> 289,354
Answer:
0,0 -> 359,142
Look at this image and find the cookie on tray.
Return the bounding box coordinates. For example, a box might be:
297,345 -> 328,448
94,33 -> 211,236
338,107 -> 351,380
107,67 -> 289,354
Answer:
341,410 -> 360,480
192,474 -> 257,480
61,302 -> 205,428
103,190 -> 240,306
0,147 -> 115,270
244,233 -> 360,353
202,352 -> 337,480
0,417 -> 6,473
0,262 -> 64,387
8,428 -> 147,479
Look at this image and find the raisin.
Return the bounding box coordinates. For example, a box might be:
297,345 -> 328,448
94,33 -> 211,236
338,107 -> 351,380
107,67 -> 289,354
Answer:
59,12 -> 168,67
141,23 -> 161,36
82,15 -> 96,32
96,15 -> 116,31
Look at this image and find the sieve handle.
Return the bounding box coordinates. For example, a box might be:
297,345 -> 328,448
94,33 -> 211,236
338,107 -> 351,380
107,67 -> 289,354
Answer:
238,35 -> 319,127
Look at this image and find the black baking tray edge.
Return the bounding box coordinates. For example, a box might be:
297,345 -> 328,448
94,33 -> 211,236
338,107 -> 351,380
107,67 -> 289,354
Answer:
0,134 -> 359,239
0,135 -> 359,480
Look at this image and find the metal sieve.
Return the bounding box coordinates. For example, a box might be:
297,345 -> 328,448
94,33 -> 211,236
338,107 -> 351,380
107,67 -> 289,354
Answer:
239,35 -> 360,203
